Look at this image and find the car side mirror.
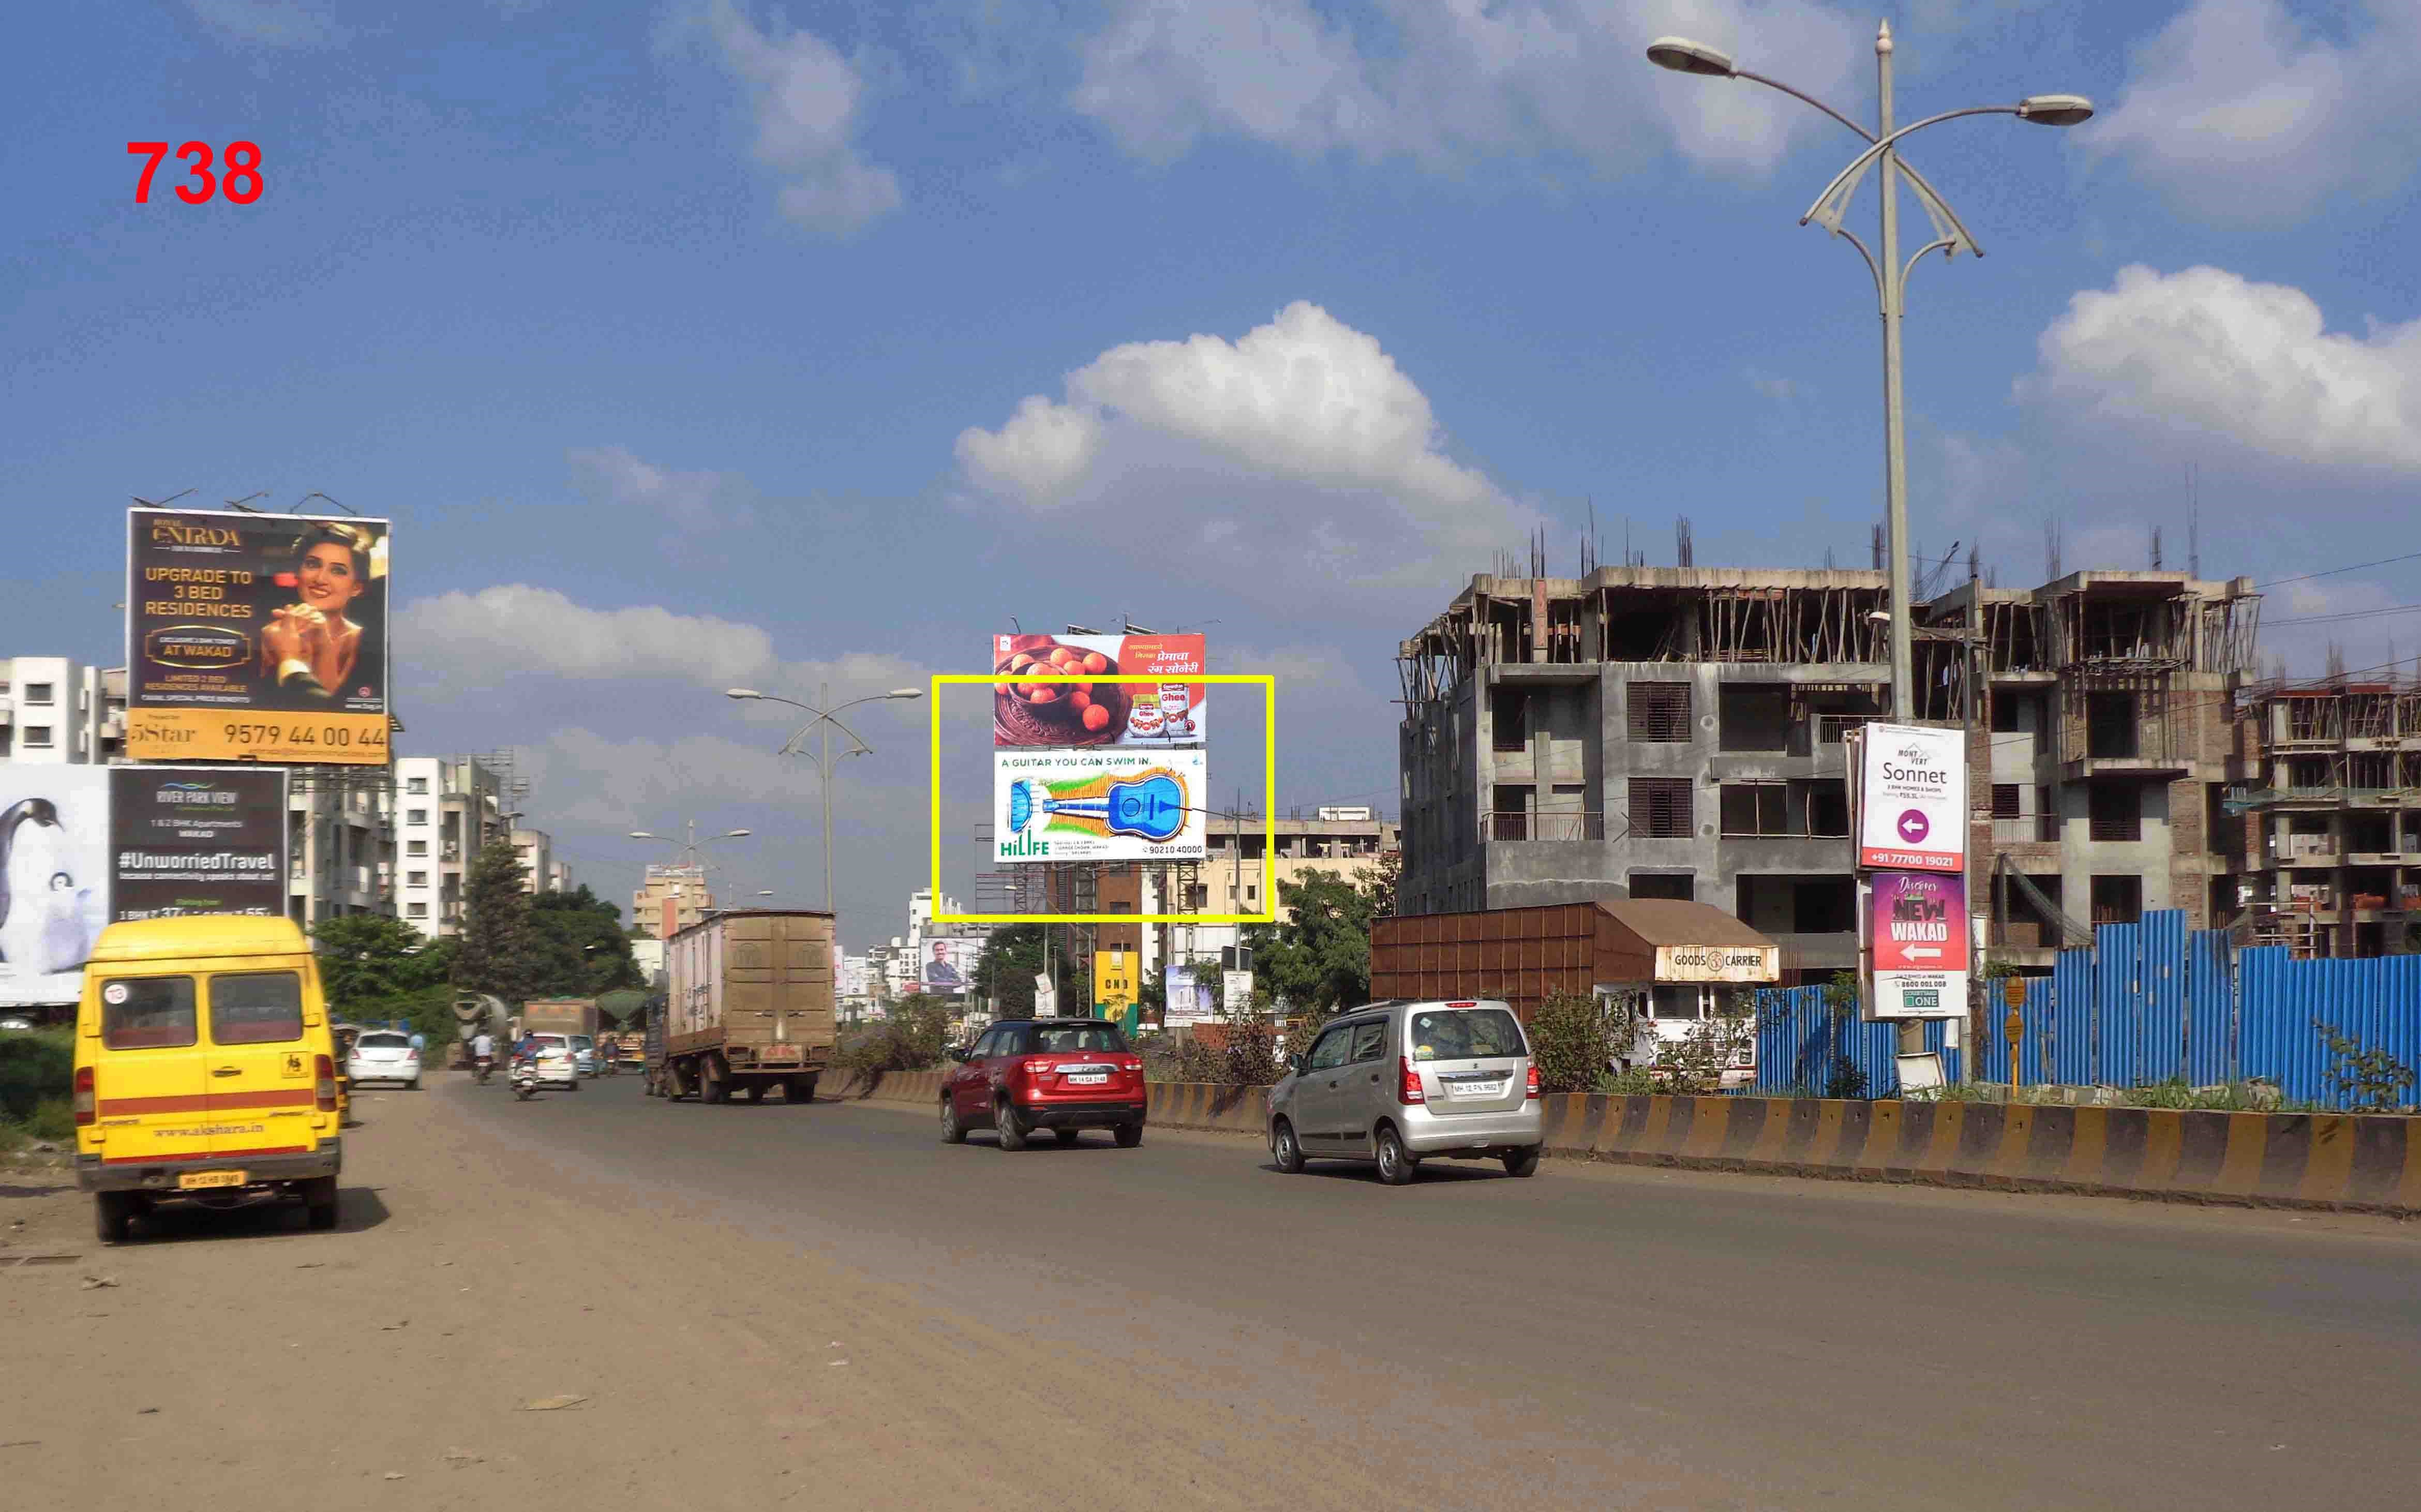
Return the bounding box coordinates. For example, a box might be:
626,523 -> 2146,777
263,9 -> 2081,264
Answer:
1289,1055 -> 1305,1076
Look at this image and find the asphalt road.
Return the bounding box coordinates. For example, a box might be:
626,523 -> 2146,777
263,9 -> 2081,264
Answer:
458,1074 -> 2421,1509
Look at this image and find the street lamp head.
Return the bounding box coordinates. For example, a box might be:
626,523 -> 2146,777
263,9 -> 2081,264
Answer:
1646,36 -> 1736,78
627,831 -> 656,839
1866,610 -> 1893,625
2016,94 -> 2093,127
886,687 -> 923,700
725,688 -> 761,700
724,829 -> 753,839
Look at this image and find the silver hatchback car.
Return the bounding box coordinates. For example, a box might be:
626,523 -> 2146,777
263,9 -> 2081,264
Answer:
1267,999 -> 1543,1185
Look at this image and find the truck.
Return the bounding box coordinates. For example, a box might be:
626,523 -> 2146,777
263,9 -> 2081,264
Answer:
650,909 -> 836,1104
520,997 -> 600,1040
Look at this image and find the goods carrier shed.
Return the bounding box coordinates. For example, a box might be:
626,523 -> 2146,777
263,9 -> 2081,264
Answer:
1371,899 -> 1781,1074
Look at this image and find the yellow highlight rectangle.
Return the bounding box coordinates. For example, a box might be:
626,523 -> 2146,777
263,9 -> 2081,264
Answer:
930,672 -> 1276,925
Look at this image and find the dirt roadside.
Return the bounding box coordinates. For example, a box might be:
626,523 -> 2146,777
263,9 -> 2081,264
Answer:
0,1081 -> 1697,1511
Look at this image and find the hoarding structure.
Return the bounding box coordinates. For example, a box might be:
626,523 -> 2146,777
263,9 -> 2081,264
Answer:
1850,723 -> 1971,1020
919,937 -> 983,994
992,748 -> 1209,864
126,508 -> 393,766
0,768 -> 110,1008
992,633 -> 1206,748
109,767 -> 289,922
1163,963 -> 1214,1026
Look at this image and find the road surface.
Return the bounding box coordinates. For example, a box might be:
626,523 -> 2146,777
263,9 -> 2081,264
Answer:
6,1073 -> 2417,1510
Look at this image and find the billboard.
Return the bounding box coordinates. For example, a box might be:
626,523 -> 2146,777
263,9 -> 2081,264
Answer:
1868,871 -> 1969,1020
0,768 -> 111,1008
993,748 -> 1208,863
1855,723 -> 1966,873
1164,963 -> 1214,1026
1093,948 -> 1138,1013
108,767 -> 289,922
992,632 -> 1205,747
126,508 -> 393,766
919,936 -> 983,995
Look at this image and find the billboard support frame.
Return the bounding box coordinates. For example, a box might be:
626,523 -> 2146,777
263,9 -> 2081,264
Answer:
930,672 -> 1275,925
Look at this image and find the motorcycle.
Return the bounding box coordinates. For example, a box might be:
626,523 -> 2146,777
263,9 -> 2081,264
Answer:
511,1057 -> 540,1101
474,1054 -> 495,1086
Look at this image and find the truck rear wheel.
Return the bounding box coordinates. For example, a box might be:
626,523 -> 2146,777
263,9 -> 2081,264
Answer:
786,1076 -> 817,1103
745,1083 -> 767,1103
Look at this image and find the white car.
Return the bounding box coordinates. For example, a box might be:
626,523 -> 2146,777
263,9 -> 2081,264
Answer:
347,1029 -> 423,1089
517,1032 -> 581,1089
0,1016 -> 36,1032
571,1034 -> 599,1077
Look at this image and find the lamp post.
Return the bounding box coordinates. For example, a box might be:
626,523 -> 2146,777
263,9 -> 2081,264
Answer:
626,821 -> 752,925
726,684 -> 923,912
1647,22 -> 2089,720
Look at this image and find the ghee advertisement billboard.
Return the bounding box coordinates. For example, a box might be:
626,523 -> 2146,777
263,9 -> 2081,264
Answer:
991,632 -> 1205,748
126,508 -> 392,765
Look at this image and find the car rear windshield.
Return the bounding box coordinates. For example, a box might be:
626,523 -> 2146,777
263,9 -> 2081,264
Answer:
1406,1007 -> 1525,1062
211,972 -> 306,1044
100,975 -> 197,1050
1022,1023 -> 1128,1055
356,1031 -> 411,1050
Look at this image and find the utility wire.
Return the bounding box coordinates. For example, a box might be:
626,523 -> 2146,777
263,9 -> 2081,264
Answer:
2255,548 -> 2421,590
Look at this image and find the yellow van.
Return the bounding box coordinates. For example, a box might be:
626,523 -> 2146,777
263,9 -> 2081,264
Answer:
73,916 -> 342,1244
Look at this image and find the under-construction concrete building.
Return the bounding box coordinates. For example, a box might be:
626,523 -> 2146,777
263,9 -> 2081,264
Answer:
1395,565 -> 2263,983
2224,681 -> 2421,958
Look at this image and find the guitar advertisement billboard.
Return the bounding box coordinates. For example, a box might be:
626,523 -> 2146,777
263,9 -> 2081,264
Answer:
992,748 -> 1208,864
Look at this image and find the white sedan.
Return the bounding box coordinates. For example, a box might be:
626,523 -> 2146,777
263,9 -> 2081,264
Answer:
347,1030 -> 423,1089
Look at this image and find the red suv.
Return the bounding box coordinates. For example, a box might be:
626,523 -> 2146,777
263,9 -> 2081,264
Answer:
940,1019 -> 1146,1149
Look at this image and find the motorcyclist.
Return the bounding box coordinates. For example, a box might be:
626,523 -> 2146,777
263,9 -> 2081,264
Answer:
471,1029 -> 496,1083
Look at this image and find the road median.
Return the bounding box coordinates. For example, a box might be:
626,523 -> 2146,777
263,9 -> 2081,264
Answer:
851,1074 -> 2421,1214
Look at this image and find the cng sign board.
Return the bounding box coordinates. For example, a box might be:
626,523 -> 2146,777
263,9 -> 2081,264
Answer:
1856,723 -> 1966,874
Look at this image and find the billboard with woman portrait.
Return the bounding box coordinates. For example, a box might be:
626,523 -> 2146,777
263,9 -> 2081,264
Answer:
125,508 -> 392,765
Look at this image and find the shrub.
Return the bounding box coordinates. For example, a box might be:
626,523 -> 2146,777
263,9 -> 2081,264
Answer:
1529,991 -> 1614,1095
2315,1021 -> 2417,1112
23,1097 -> 75,1142
0,1028 -> 74,1123
834,996 -> 951,1085
1823,1054 -> 1869,1101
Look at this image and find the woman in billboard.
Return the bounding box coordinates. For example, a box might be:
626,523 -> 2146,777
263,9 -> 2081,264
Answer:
258,522 -> 381,701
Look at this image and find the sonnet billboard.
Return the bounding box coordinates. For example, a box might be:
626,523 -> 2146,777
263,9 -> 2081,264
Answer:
1856,723 -> 1966,873
126,508 -> 392,765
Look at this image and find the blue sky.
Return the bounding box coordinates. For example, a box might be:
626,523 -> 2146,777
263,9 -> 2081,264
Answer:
9,1 -> 2420,948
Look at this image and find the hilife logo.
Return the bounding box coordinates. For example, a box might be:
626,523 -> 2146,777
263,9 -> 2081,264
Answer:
1896,809 -> 1930,844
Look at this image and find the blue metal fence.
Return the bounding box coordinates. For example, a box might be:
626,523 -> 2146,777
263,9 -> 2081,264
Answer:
1757,909 -> 2421,1109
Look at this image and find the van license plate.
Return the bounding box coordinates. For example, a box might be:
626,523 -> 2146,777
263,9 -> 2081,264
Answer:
1447,1080 -> 1505,1099
179,1170 -> 245,1190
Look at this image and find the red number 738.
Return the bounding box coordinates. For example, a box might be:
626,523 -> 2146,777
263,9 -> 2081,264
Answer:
128,141 -> 263,204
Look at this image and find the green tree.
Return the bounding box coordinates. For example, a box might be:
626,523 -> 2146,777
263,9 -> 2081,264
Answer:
1242,869 -> 1376,1011
310,915 -> 453,1013
973,923 -> 1077,1014
524,886 -> 645,996
451,839 -> 539,1001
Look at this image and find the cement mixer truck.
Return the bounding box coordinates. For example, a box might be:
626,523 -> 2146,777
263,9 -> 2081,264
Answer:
451,993 -> 511,1067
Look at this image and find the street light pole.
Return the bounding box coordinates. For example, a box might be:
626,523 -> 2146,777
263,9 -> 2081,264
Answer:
1646,22 -> 2090,721
725,684 -> 923,914
1876,22 -> 1912,720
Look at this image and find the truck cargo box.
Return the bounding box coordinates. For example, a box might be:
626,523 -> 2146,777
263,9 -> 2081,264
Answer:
664,909 -> 837,1077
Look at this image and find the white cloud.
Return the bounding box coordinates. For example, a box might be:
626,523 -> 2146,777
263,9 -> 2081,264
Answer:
2082,0 -> 2421,222
569,445 -> 755,528
1071,0 -> 1864,175
183,0 -> 339,48
954,300 -> 1542,596
395,585 -> 924,697
2021,264 -> 2421,472
702,0 -> 902,235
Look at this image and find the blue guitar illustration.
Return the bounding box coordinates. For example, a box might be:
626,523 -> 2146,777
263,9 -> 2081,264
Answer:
1007,771 -> 1188,843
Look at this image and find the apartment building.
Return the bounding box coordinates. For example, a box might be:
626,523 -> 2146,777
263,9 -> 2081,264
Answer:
632,862 -> 712,940
1394,566 -> 2261,983
2224,681 -> 2421,958
394,755 -> 510,937
1930,571 -> 2260,965
0,657 -> 124,765
511,827 -> 574,899
285,772 -> 394,926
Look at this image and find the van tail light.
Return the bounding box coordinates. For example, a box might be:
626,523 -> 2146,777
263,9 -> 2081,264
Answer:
315,1054 -> 338,1112
1397,1057 -> 1425,1105
1526,1065 -> 1541,1100
74,1066 -> 96,1127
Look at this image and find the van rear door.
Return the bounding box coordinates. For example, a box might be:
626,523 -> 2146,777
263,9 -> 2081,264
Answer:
89,973 -> 214,1165
1404,1005 -> 1531,1116
201,968 -> 321,1161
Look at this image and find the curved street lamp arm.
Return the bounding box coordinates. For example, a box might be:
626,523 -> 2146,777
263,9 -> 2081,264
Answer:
1902,236 -> 1961,304
1800,106 -> 2020,229
1727,68 -> 1986,271
1733,68 -> 1874,143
